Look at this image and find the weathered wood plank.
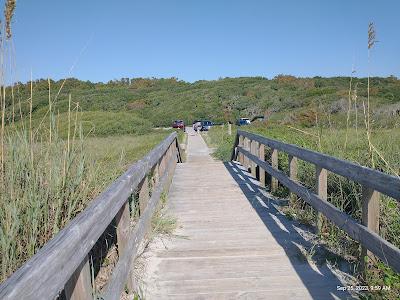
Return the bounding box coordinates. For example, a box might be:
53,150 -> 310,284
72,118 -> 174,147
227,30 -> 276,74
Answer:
238,135 -> 244,164
64,256 -> 92,300
288,155 -> 297,203
138,177 -> 149,215
243,137 -> 249,170
250,140 -> 257,177
0,133 -> 178,300
238,130 -> 400,200
115,201 -> 134,293
150,163 -> 159,192
237,147 -> 400,273
316,166 -> 327,234
258,143 -> 265,187
270,148 -> 278,192
115,202 -> 130,254
361,187 -> 380,272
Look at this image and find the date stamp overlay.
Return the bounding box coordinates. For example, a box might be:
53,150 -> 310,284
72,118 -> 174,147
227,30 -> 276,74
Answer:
337,285 -> 391,292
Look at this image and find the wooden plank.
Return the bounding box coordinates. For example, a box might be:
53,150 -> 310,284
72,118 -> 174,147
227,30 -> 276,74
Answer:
0,133 -> 178,300
150,163 -> 159,192
270,148 -> 278,192
166,144 -> 175,187
237,147 -> 400,273
243,137 -> 249,169
230,133 -> 239,162
115,201 -> 134,293
258,143 -> 265,187
238,135 -> 244,164
64,256 -> 92,300
102,157 -> 176,300
361,187 -> 380,272
316,166 -> 327,234
288,155 -> 297,204
139,177 -> 150,215
250,140 -> 257,177
238,130 -> 400,200
115,202 -> 130,254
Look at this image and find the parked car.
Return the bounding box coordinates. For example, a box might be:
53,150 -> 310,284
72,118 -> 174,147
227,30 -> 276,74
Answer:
200,120 -> 213,131
236,118 -> 251,126
172,120 -> 185,130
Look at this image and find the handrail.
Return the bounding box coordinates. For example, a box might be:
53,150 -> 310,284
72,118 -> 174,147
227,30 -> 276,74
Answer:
232,130 -> 400,274
237,130 -> 400,200
0,132 -> 182,299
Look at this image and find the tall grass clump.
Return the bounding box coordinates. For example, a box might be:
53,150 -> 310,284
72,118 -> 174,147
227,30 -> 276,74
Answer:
0,3 -> 98,282
0,116 -> 99,281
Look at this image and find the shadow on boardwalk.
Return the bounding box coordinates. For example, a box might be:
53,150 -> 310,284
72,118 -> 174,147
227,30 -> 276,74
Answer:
224,161 -> 356,300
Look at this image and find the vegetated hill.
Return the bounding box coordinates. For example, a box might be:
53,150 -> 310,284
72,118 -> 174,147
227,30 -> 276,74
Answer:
5,75 -> 400,135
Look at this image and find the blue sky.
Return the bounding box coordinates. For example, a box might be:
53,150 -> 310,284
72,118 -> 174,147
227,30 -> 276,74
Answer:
10,0 -> 400,83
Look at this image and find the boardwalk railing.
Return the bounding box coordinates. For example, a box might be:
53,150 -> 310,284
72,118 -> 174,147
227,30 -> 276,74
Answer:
231,130 -> 400,273
0,132 -> 182,300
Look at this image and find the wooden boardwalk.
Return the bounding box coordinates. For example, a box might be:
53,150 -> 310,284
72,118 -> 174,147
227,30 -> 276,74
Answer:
2,128 -> 399,299
142,129 -> 351,299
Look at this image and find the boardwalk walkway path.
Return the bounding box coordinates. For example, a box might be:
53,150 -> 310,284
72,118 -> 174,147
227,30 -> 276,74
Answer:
142,128 -> 350,299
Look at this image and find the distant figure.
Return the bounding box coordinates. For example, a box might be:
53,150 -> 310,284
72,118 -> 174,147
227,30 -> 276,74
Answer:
195,121 -> 202,134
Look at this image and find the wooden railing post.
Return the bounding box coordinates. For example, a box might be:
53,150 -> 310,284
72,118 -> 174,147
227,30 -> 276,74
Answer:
238,135 -> 244,165
115,202 -> 134,293
138,177 -> 149,215
361,187 -> 380,272
258,143 -> 265,187
228,123 -> 232,135
270,149 -> 278,192
166,143 -> 175,186
151,162 -> 159,191
251,140 -> 257,177
115,202 -> 130,253
316,166 -> 327,234
288,155 -> 298,204
64,256 -> 92,300
244,138 -> 249,170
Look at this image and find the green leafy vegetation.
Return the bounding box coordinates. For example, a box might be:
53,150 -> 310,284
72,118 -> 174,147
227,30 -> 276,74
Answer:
4,75 -> 400,131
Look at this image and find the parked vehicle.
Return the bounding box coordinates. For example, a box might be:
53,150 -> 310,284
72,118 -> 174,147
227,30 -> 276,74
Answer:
172,120 -> 185,130
200,120 -> 213,131
236,118 -> 251,126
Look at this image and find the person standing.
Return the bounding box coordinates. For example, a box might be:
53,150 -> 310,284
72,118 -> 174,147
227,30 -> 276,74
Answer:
195,121 -> 202,134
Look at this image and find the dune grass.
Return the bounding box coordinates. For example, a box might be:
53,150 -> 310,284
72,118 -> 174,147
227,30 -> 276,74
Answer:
0,122 -> 168,282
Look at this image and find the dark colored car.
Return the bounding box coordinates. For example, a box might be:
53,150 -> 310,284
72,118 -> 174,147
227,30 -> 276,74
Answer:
236,118 -> 251,126
200,120 -> 213,131
172,120 -> 185,130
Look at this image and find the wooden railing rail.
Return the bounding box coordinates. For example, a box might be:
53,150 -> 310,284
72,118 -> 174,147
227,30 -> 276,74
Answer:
232,130 -> 400,273
0,132 -> 182,300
